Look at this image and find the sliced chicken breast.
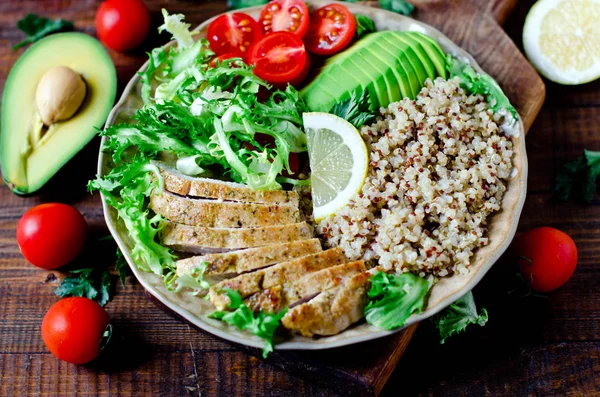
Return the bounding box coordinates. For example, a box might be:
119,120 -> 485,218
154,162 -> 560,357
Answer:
176,239 -> 323,278
281,272 -> 370,337
209,248 -> 347,310
150,191 -> 300,227
155,162 -> 299,206
161,221 -> 313,254
246,260 -> 366,313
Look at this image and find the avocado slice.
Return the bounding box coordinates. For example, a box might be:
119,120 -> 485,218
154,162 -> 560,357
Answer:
301,30 -> 448,112
1,32 -> 116,195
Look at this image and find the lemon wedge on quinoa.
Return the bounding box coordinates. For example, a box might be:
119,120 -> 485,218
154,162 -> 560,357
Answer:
303,112 -> 369,222
523,0 -> 600,85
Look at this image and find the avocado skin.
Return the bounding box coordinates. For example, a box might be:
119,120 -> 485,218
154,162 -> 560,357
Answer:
0,33 -> 116,195
301,31 -> 447,112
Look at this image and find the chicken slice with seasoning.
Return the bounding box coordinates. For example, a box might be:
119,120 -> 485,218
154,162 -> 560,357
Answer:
208,248 -> 347,310
161,221 -> 313,254
154,162 -> 299,206
150,191 -> 300,227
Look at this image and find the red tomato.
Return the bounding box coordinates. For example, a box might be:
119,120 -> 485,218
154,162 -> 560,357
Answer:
95,0 -> 150,52
17,203 -> 88,270
513,227 -> 578,293
259,0 -> 310,38
304,4 -> 356,56
247,31 -> 307,84
209,53 -> 241,68
42,298 -> 110,364
207,13 -> 262,59
288,53 -> 311,87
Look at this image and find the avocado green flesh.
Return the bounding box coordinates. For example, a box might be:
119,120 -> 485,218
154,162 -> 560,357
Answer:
0,32 -> 116,195
301,30 -> 448,112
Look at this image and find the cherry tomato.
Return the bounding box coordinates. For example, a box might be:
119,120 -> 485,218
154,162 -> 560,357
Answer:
95,0 -> 150,52
17,203 -> 88,270
42,298 -> 110,364
259,0 -> 310,38
207,13 -> 262,59
304,3 -> 356,56
288,53 -> 311,88
209,53 -> 241,68
247,31 -> 307,84
513,227 -> 578,293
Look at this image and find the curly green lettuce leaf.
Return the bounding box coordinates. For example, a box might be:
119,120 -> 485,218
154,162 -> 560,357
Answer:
432,291 -> 488,344
13,13 -> 73,50
365,271 -> 431,329
166,261 -> 211,295
208,289 -> 287,358
446,55 -> 517,120
554,149 -> 600,203
158,9 -> 195,49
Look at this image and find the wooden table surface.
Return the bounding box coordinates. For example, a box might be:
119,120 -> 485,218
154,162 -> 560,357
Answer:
1,0 -> 599,396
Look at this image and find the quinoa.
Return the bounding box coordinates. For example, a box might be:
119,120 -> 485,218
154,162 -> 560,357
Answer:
317,77 -> 514,277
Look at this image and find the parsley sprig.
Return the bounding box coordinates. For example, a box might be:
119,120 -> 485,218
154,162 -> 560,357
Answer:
329,89 -> 377,129
554,149 -> 600,203
13,14 -> 73,50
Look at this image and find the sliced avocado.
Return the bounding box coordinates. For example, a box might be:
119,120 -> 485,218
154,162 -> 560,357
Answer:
1,32 -> 116,195
301,30 -> 448,111
404,32 -> 448,79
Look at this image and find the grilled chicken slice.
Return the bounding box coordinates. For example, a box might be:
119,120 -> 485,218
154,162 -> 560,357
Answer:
246,260 -> 366,313
176,239 -> 323,279
155,162 -> 299,206
161,221 -> 313,254
150,191 -> 300,227
209,248 -> 347,310
281,272 -> 371,337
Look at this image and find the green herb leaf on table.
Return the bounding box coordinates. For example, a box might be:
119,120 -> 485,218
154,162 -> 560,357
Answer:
115,248 -> 130,286
208,289 -> 287,358
378,0 -> 415,16
431,291 -> 488,344
365,271 -> 431,329
554,149 -> 600,203
55,268 -> 112,306
13,14 -> 74,50
329,90 -> 377,129
228,0 -> 269,10
446,55 -> 518,120
355,15 -> 376,38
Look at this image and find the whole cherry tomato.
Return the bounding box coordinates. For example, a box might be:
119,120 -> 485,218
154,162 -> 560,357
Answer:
96,0 -> 150,52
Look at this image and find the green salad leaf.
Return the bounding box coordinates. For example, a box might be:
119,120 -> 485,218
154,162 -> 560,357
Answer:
378,0 -> 415,15
330,89 -> 377,129
432,291 -> 488,344
55,268 -> 112,306
365,271 -> 430,329
355,15 -> 376,38
208,289 -> 287,358
228,0 -> 269,10
166,261 -> 211,295
13,14 -> 73,50
446,55 -> 518,119
554,149 -> 600,203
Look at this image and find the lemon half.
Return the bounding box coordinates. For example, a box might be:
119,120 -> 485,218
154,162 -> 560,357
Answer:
523,0 -> 600,85
303,112 -> 369,222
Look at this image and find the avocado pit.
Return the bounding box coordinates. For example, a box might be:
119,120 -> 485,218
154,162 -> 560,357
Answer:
35,65 -> 87,126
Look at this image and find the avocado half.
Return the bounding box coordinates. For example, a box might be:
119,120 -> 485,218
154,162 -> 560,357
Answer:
1,32 -> 117,195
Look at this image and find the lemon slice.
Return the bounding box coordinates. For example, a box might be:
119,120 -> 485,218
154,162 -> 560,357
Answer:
523,0 -> 600,85
303,112 -> 369,221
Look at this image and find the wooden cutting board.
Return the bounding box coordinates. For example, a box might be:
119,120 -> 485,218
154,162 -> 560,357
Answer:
214,1 -> 544,395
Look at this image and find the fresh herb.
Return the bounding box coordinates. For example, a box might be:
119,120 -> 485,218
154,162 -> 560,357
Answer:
208,289 -> 287,358
228,0 -> 269,9
431,291 -> 488,344
329,89 -> 377,129
378,0 -> 415,16
365,271 -> 430,329
55,268 -> 112,306
115,248 -> 130,286
554,149 -> 600,203
13,14 -> 74,50
446,55 -> 517,119
355,15 -> 376,38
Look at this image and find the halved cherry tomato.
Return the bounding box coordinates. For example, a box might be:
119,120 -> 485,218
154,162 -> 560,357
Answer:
304,4 -> 356,56
207,13 -> 262,59
289,53 -> 311,87
259,0 -> 310,38
247,31 -> 307,84
209,53 -> 240,68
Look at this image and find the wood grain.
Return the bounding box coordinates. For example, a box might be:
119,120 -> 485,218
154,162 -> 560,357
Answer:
1,0 -> 598,396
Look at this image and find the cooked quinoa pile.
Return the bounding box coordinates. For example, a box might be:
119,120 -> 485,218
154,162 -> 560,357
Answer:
317,77 -> 515,277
